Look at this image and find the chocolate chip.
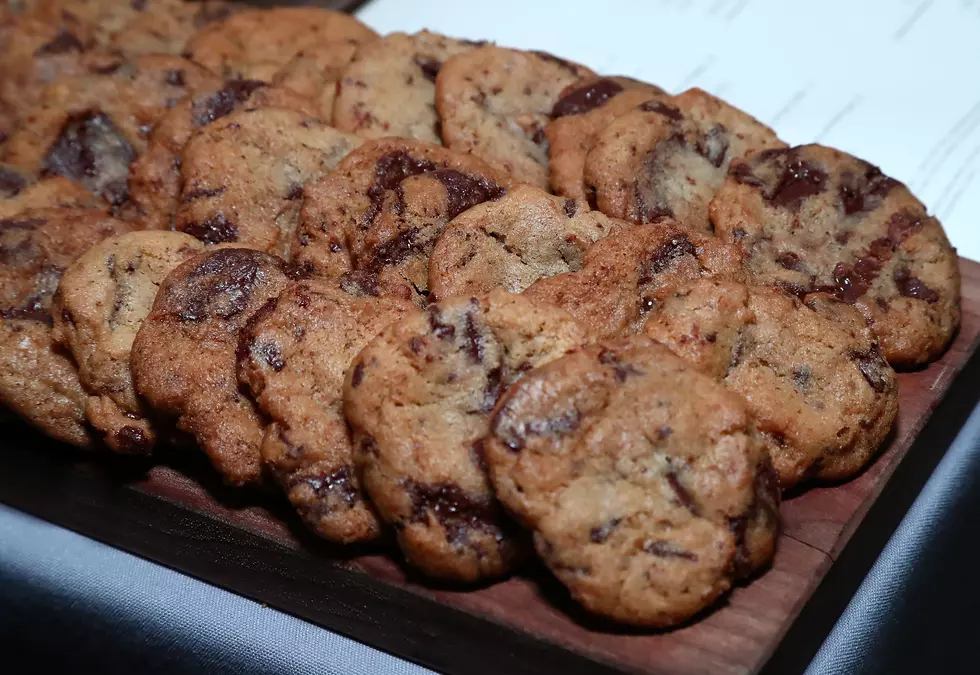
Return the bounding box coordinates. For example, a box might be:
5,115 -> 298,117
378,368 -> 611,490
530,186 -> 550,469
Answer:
642,234 -> 696,281
286,184 -> 304,200
481,366 -> 505,413
793,365 -> 811,391
695,126 -> 729,168
295,466 -> 359,507
0,166 -> 27,198
598,347 -> 642,381
665,471 -> 699,515
839,164 -> 898,215
731,161 -> 765,187
590,518 -> 621,543
35,29 -> 84,55
413,55 -> 442,83
644,540 -> 698,561
471,438 -> 488,472
426,305 -> 455,340
893,267 -> 939,303
639,100 -> 683,120
407,482 -> 502,546
350,362 -> 365,388
634,180 -> 673,222
40,110 -> 135,206
339,269 -> 380,298
768,159 -> 828,208
191,80 -> 266,127
492,402 -> 580,451
183,212 -> 238,244
181,186 -> 225,203
851,346 -> 891,393
256,339 -> 284,371
657,426 -> 673,440
165,70 -> 185,87
114,425 -> 151,453
0,307 -> 53,324
562,198 -> 577,217
431,169 -> 506,221
776,251 -> 806,272
531,126 -> 547,146
462,308 -> 484,363
363,151 -> 438,225
551,78 -> 624,118
176,249 -> 276,322
885,209 -> 924,242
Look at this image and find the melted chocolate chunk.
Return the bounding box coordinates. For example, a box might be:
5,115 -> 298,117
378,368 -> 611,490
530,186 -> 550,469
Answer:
731,161 -> 765,188
0,166 -> 27,198
191,80 -> 266,127
481,366 -> 505,413
590,518 -> 621,543
350,362 -> 365,388
462,307 -> 484,363
644,540 -> 698,561
407,481 -> 502,546
114,425 -> 151,453
776,251 -> 806,272
768,159 -> 828,208
363,151 -> 439,225
695,126 -> 729,168
642,234 -> 696,280
431,169 -> 505,221
40,111 -> 135,205
183,212 -> 238,244
851,347 -> 891,393
893,267 -> 939,303
296,466 -> 359,507
493,403 -> 580,451
839,164 -> 898,215
255,339 -> 284,371
286,184 -> 304,201
639,100 -> 683,120
35,29 -> 84,55
0,306 -> 54,324
413,55 -> 442,83
886,209 -> 924,242
562,198 -> 577,217
665,471 -> 699,515
426,305 -> 455,340
339,269 -> 380,298
551,78 -> 624,118
176,249 -> 278,322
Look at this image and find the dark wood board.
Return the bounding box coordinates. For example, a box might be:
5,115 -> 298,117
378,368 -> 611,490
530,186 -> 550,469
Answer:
2,258 -> 979,675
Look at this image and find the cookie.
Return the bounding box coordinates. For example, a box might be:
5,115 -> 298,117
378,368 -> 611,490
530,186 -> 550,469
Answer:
184,7 -> 378,81
436,45 -> 595,187
296,138 -> 513,302
333,31 -> 474,143
0,207 -> 134,446
710,144 -> 961,367
644,280 -> 899,487
238,280 -> 415,543
52,231 -> 205,453
108,1 -> 236,57
128,79 -> 315,229
546,77 -> 668,200
175,107 -> 362,256
271,41 -> 360,122
344,290 -> 587,581
2,53 -> 211,206
0,172 -> 104,218
428,184 -> 618,301
584,88 -> 785,233
130,248 -> 291,485
485,335 -> 779,627
523,221 -> 744,339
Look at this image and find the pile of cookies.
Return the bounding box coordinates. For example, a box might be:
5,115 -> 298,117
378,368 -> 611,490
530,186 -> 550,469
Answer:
0,1 -> 961,628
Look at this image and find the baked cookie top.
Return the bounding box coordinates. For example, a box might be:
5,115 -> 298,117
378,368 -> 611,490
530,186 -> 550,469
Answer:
343,289 -> 586,582
53,230 -> 204,453
485,335 -> 778,627
584,88 -> 785,233
523,221 -> 744,340
296,138 -> 513,302
436,45 -> 595,188
238,279 -> 415,544
644,279 -> 899,487
428,184 -> 618,301
131,247 -> 291,485
711,144 -> 960,367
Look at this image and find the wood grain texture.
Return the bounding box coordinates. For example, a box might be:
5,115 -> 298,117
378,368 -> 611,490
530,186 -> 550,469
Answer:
1,259 -> 979,675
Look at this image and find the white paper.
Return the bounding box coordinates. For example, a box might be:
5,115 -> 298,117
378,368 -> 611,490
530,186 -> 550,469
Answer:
356,0 -> 980,260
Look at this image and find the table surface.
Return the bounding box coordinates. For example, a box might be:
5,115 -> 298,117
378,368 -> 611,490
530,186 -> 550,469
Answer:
4,1 -> 980,673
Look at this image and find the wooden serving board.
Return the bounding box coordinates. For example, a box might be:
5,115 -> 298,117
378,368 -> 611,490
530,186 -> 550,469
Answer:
2,258 -> 980,675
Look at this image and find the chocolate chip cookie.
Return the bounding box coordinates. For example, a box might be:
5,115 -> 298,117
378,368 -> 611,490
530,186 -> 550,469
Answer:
428,184 -> 618,301
584,88 -> 785,232
485,335 -> 779,627
0,207 -> 134,446
436,45 -> 595,188
238,280 -> 415,543
131,248 -> 291,485
52,231 -> 205,453
344,290 -> 587,581
271,41 -> 360,122
128,79 -> 315,230
333,31 -> 474,143
2,53 -> 210,206
644,280 -> 899,487
174,107 -> 362,255
0,172 -> 104,218
523,221 -> 744,339
546,76 -> 668,201
184,7 -> 378,81
295,138 -> 513,302
710,144 -> 960,367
